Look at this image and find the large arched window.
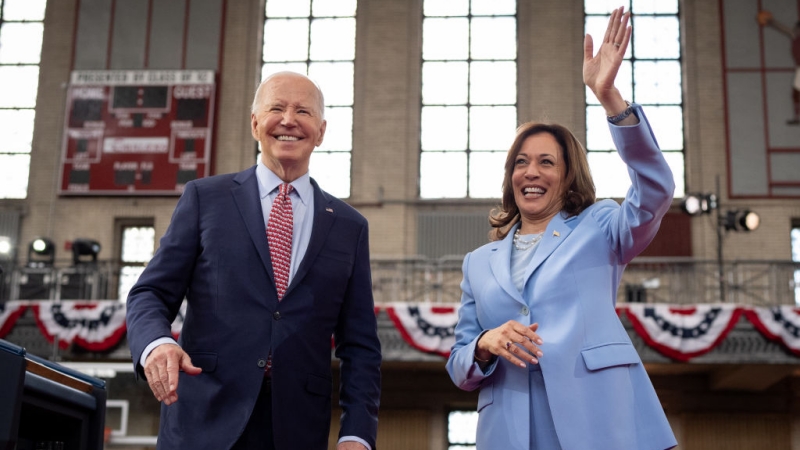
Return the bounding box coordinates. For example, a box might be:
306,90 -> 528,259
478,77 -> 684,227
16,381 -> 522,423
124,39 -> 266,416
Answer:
261,0 -> 356,198
585,0 -> 685,199
420,0 -> 517,199
0,0 -> 47,199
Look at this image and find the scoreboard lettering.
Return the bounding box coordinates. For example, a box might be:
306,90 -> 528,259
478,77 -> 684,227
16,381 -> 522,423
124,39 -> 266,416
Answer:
59,70 -> 216,195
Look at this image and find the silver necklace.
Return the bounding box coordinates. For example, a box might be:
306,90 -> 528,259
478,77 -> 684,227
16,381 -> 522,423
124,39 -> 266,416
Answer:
513,229 -> 543,251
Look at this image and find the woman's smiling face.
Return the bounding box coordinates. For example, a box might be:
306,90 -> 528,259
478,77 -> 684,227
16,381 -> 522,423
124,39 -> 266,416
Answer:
511,132 -> 566,224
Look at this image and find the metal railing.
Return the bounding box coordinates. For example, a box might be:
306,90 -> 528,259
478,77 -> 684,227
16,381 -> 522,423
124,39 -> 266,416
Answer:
1,258 -> 798,306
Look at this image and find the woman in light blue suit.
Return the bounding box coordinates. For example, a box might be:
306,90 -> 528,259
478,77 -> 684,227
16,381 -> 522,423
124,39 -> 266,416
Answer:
446,7 -> 677,450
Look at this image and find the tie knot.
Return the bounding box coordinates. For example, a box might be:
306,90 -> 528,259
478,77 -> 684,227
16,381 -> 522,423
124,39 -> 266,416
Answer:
279,183 -> 293,196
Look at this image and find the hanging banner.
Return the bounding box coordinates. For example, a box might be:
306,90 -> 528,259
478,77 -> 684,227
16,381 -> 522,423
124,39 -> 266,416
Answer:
622,304 -> 743,362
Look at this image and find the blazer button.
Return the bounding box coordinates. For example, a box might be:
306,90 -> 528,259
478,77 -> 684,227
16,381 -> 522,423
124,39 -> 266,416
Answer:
521,306 -> 529,315
273,311 -> 281,320
257,359 -> 267,368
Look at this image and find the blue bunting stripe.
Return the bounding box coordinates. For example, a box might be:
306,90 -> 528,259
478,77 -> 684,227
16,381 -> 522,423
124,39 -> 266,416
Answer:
0,301 -> 27,339
32,301 -> 127,351
622,304 -> 743,361
744,306 -> 800,356
385,303 -> 458,357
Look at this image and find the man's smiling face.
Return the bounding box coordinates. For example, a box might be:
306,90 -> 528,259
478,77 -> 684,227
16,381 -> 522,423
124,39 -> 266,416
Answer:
251,72 -> 327,176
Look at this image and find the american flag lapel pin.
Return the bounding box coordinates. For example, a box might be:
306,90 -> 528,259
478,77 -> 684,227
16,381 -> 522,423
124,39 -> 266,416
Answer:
553,230 -> 560,237
325,207 -> 334,213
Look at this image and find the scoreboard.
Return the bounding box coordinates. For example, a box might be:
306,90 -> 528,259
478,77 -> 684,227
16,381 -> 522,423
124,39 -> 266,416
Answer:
59,70 -> 216,195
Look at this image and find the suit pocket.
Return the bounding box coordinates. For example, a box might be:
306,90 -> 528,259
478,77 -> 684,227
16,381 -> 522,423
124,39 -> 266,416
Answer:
305,372 -> 332,397
187,352 -> 217,373
580,342 -> 640,371
477,383 -> 494,412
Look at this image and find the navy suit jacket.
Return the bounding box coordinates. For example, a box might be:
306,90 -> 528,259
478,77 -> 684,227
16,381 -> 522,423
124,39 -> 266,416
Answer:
126,167 -> 381,450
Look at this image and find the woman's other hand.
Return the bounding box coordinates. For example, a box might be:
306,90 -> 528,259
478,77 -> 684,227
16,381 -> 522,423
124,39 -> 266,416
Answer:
476,321 -> 543,368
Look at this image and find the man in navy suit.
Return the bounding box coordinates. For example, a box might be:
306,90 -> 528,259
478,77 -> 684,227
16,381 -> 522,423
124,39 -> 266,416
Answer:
126,71 -> 381,450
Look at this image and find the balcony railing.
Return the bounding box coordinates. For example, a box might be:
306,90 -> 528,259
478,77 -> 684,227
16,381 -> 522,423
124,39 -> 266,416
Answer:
1,258 -> 798,306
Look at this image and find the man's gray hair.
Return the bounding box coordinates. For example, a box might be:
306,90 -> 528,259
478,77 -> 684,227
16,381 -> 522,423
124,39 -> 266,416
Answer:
251,71 -> 326,119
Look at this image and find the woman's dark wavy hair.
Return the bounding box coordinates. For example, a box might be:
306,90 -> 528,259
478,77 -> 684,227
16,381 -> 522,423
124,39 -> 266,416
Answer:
488,122 -> 596,241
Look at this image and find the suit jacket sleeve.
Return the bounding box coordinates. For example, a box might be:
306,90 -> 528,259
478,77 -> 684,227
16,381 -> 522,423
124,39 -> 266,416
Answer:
596,104 -> 676,264
333,220 -> 382,449
126,181 -> 201,377
446,252 -> 498,391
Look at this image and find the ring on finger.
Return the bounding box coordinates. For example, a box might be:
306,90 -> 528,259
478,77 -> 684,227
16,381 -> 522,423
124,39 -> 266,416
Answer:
505,341 -> 512,350
614,42 -> 621,47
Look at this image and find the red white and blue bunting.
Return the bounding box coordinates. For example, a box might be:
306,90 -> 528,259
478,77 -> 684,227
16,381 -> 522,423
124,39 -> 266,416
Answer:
1,301 -> 800,360
744,306 -> 800,356
620,304 -> 743,362
385,303 -> 458,357
32,301 -> 127,351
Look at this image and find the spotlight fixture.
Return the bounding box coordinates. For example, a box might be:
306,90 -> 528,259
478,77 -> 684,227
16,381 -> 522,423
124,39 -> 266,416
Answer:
680,193 -> 718,216
27,237 -> 55,267
0,236 -> 11,258
72,238 -> 101,265
723,209 -> 760,232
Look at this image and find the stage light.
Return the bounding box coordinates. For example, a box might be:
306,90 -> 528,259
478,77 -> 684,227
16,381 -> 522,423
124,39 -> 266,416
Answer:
681,193 -> 717,216
27,237 -> 55,267
72,238 -> 101,265
0,236 -> 11,257
723,209 -> 760,232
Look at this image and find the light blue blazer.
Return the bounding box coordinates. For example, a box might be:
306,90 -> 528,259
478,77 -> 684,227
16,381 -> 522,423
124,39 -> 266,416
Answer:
446,106 -> 677,450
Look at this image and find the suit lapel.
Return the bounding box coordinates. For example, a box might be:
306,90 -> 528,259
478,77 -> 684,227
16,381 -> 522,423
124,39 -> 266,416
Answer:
231,168 -> 275,281
522,212 -> 578,282
489,232 -> 525,303
285,178 -> 335,296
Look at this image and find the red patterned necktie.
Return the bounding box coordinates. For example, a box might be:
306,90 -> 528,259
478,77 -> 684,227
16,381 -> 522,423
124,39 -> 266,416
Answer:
267,183 -> 293,300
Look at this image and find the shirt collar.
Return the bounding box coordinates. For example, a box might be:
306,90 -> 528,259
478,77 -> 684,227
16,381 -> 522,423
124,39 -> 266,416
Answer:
256,160 -> 312,206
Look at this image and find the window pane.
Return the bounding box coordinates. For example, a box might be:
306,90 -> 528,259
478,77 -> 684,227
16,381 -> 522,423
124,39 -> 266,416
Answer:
469,106 -> 516,150
310,18 -> 356,61
663,151 -> 684,197
121,227 -> 155,263
0,154 -> 29,198
309,61 -> 354,106
420,152 -> 467,198
421,106 -> 468,151
317,106 -> 352,151
262,62 -> 309,80
448,411 -> 478,444
634,60 -> 682,104
312,0 -> 356,17
0,23 -> 44,64
266,0 -> 311,17
0,66 -> 39,108
471,0 -> 515,16
118,266 -> 145,303
632,0 -> 677,14
423,18 -> 469,60
469,151 -> 505,198
263,19 -> 309,62
424,0 -> 468,17
3,0 -> 46,21
309,152 -> 350,198
633,16 -> 680,59
423,61 -> 469,105
0,109 -> 35,153
586,105 -> 614,150
584,0 -> 631,14
470,61 -> 516,105
588,152 -> 629,199
642,105 -> 683,150
471,17 -> 516,60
